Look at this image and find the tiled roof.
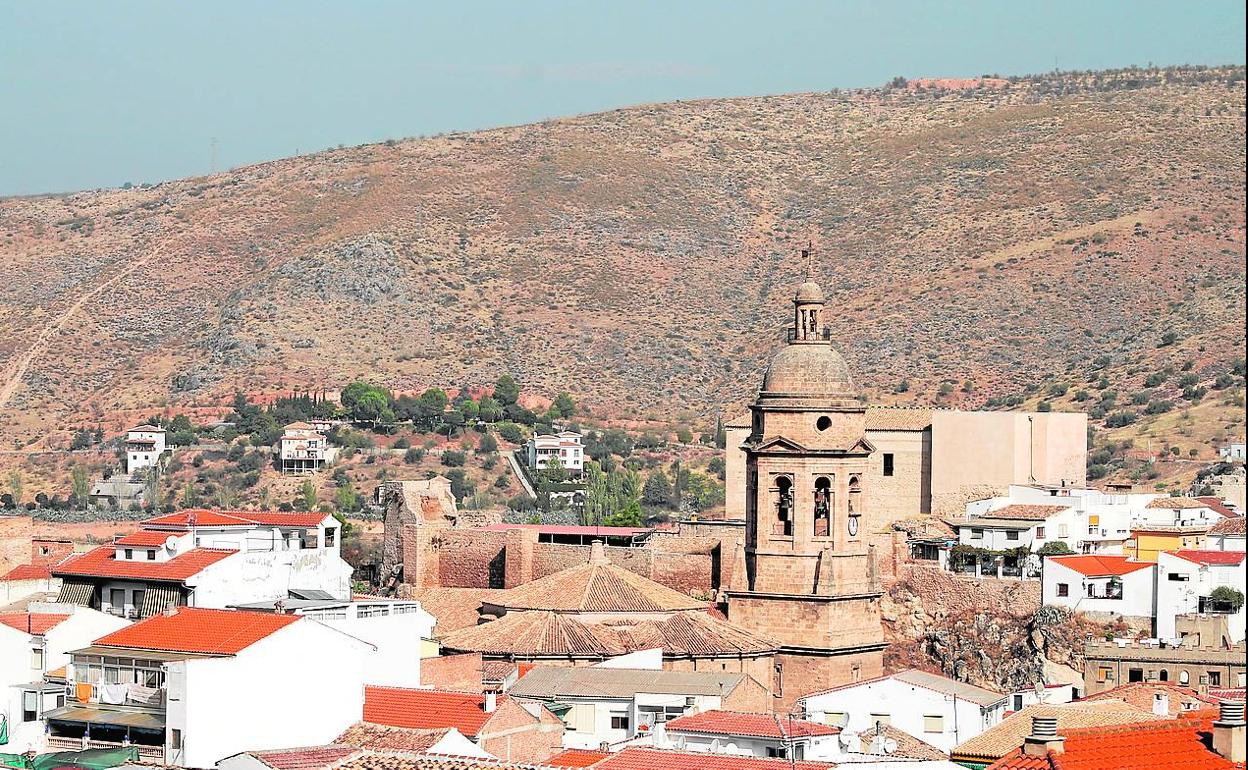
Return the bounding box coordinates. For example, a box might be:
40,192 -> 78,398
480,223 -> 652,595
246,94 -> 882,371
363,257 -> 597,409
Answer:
664,710 -> 839,739
496,543 -> 706,613
545,749 -> 608,767
336,723 -> 453,753
142,509 -> 329,528
364,687 -> 506,738
0,612 -> 71,635
864,406 -> 934,431
52,545 -> 235,582
1209,516 -> 1246,536
1,563 -> 52,581
981,504 -> 1070,521
115,530 -> 178,547
249,746 -> 360,770
416,588 -> 511,635
800,667 -> 1005,706
284,422 -> 316,430
440,609 -> 778,659
951,702 -> 1164,761
478,524 -> 651,537
333,753 -> 566,770
1046,554 -> 1154,577
1146,496 -> 1211,510
985,716 -> 1237,770
593,747 -> 834,770
1082,682 -> 1221,716
1197,497 -> 1239,517
508,665 -> 747,700
852,724 -> 947,761
91,606 -> 299,654
1170,549 -> 1246,566
128,425 -> 165,432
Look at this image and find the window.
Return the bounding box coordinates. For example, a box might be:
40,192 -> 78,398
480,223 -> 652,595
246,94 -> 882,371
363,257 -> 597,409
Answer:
1179,670 -> 1190,685
1007,531 -> 1020,541
1036,526 -> 1046,538
109,588 -> 125,610
1097,667 -> 1113,683
170,729 -> 183,750
774,662 -> 784,696
124,548 -> 134,560
565,705 -> 595,733
39,546 -> 50,556
1013,694 -> 1024,711
31,647 -> 44,670
610,713 -> 630,731
813,477 -> 831,537
1208,671 -> 1222,687
1128,668 -> 1144,683
883,453 -> 895,476
970,529 -> 984,540
1058,524 -> 1069,537
146,550 -> 156,560
816,415 -> 832,432
324,528 -> 337,547
852,664 -> 861,682
766,747 -> 789,759
133,590 -> 145,613
1057,583 -> 1069,597
1168,573 -> 1190,581
923,715 -> 944,733
823,712 -> 846,727
869,713 -> 891,727
23,690 -> 38,722
1159,669 -> 1169,682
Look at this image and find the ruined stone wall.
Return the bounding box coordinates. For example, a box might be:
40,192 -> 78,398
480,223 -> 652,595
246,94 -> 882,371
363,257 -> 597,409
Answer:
435,529 -> 507,589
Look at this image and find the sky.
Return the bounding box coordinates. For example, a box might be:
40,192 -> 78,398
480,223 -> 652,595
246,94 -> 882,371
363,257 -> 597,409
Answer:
1,1 -> 1244,197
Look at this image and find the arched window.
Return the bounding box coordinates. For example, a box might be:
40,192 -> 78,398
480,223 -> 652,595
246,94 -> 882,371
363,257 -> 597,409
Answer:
1179,670 -> 1190,685
848,475 -> 862,516
775,476 -> 794,536
1159,669 -> 1169,682
814,476 -> 832,537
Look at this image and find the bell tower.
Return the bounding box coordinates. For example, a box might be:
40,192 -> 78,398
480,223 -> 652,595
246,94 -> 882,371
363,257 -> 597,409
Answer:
726,265 -> 885,710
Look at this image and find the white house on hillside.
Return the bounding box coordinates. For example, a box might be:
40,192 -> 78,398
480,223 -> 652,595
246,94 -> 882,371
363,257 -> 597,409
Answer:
47,606 -> 371,768
276,422 -> 337,474
798,668 -> 1007,753
526,431 -> 584,474
1040,554 -> 1157,626
1156,549 -> 1247,645
125,425 -> 167,475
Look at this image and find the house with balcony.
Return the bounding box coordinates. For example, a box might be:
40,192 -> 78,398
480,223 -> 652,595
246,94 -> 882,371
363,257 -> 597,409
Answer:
276,422 -> 337,474
45,606 -> 371,768
1157,549 -> 1247,645
0,603 -> 129,753
1040,554 -> 1156,627
124,425 -> 167,475
51,510 -> 351,618
525,431 -> 584,476
654,709 -> 842,762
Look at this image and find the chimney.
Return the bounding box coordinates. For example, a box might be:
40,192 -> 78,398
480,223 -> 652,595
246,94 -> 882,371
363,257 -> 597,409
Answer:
589,540 -> 608,566
163,603 -> 178,617
484,691 -> 497,714
1212,700 -> 1246,763
1153,692 -> 1170,716
1023,715 -> 1065,757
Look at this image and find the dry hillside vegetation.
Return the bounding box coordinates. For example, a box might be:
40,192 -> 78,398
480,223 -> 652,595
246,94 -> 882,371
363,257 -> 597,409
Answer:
0,66 -> 1244,451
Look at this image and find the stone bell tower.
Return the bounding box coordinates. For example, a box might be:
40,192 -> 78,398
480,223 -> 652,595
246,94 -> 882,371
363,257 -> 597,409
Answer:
726,255 -> 885,710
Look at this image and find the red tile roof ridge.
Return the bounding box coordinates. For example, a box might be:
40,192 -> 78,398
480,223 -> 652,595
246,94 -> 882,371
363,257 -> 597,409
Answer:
1046,554 -> 1154,576
52,545 -> 237,582
1,563 -> 53,581
1169,549 -> 1246,565
0,612 -> 72,635
92,606 -> 300,654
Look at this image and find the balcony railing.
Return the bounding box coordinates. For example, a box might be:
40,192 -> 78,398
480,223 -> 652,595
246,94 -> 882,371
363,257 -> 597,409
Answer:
46,736 -> 164,761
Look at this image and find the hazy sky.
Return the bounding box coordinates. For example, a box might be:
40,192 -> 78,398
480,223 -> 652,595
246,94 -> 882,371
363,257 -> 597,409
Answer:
1,1 -> 1244,197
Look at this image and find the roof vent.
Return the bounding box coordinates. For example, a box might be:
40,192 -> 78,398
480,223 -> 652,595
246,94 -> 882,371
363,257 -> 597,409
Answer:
1023,715 -> 1065,757
1153,692 -> 1170,716
1219,700 -> 1246,725
589,540 -> 608,566
1213,700 -> 1246,762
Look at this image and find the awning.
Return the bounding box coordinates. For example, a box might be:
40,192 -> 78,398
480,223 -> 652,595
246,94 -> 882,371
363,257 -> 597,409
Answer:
139,585 -> 180,618
43,705 -> 165,731
57,581 -> 95,606
288,588 -> 335,600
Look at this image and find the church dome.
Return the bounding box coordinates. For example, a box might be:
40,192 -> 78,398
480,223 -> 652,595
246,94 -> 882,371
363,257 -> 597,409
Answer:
761,342 -> 854,396
795,281 -> 824,303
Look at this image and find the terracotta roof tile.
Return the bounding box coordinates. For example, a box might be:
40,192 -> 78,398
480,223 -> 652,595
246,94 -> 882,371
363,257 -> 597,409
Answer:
1145,496 -> 1212,510
864,406 -> 934,431
142,509 -> 328,528
1197,497 -> 1240,517
544,749 -> 608,768
115,530 -> 178,547
1082,682 -> 1221,716
985,716 -> 1238,770
593,747 -> 834,770
1209,516 -> 1246,536
1046,554 -> 1154,577
415,588 -> 511,636
951,702 -> 1164,761
250,746 -> 360,770
981,504 -> 1070,521
0,612 -> 71,635
664,710 -> 839,739
364,687 -> 507,738
1170,549 -> 1246,566
334,752 -> 562,770
52,545 -> 235,582
91,606 -> 299,654
1,563 -> 52,581
336,723 -> 454,753
852,724 -> 947,761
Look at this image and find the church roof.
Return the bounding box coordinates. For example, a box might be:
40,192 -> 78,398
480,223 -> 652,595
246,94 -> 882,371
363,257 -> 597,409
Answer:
439,609 -> 779,659
493,541 -> 707,614
760,342 -> 854,398
795,280 -> 825,302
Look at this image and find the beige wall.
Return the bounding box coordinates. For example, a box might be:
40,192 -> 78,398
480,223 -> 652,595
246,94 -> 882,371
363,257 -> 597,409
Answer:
724,421 -> 751,520
930,411 -> 1086,516
863,429 -> 931,530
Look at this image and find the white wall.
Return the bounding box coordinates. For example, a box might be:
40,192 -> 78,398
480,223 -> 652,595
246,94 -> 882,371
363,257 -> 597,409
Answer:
1156,552 -> 1246,643
175,620 -> 369,768
1041,559 -> 1156,622
320,609 -> 434,687
801,678 -> 1004,753
187,548 -> 351,608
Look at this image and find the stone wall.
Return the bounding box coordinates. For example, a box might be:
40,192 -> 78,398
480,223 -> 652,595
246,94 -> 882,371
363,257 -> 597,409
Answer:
887,564 -> 1042,628
0,515 -> 34,573
421,652 -> 485,692
436,529 -> 507,589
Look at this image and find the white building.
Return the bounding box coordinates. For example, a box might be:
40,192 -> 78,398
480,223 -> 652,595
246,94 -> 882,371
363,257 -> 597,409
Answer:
52,509 -> 352,618
1220,443 -> 1246,462
125,425 -> 167,475
0,604 -> 130,753
526,431 -> 584,475
506,666 -> 768,750
1156,549 -> 1247,645
1,563 -> 62,604
277,422 -> 338,474
47,606 -> 371,768
1040,554 -> 1157,625
1206,515 -> 1246,552
229,597 -> 436,688
798,669 -> 1007,753
655,709 -> 841,762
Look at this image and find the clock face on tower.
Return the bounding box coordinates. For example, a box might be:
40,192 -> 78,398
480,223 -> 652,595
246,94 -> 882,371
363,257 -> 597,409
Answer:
848,516 -> 859,537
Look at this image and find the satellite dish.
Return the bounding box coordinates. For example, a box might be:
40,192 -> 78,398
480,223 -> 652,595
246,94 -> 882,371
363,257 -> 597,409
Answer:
833,712 -> 850,729
164,535 -> 178,551
882,738 -> 898,754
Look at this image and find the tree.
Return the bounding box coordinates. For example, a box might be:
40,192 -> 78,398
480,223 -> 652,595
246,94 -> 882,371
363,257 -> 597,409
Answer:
603,499 -> 643,527
1037,541 -> 1074,556
70,428 -> 94,450
494,374 -> 520,406
442,409 -> 466,437
180,482 -> 198,509
552,392 -> 575,419
8,470 -> 22,506
643,471 -> 674,507
1210,586 -> 1245,613
441,450 -> 466,468
496,422 -> 526,444
70,465 -> 90,507
542,456 -> 568,484
341,381 -> 395,424
675,426 -> 694,445
334,484 -> 359,512
478,396 -> 503,423
295,479 -> 318,512
478,433 -> 499,454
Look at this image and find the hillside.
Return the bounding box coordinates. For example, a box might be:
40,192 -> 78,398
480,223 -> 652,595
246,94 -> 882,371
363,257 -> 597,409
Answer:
1,66 -> 1245,457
